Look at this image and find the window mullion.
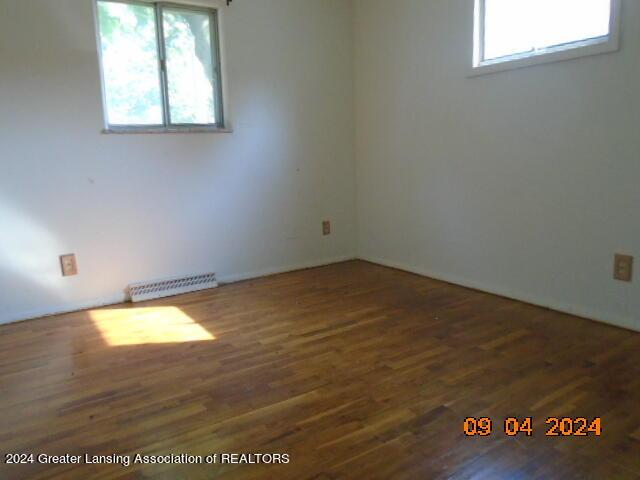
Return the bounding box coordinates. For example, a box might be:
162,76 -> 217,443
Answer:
210,10 -> 224,128
479,0 -> 486,63
155,3 -> 171,127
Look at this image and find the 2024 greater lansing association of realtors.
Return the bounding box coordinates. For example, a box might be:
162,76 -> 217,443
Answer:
6,453 -> 291,467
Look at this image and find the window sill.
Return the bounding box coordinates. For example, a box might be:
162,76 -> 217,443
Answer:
468,35 -> 620,77
102,126 -> 234,135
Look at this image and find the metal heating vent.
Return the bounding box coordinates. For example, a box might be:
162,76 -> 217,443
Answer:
129,273 -> 218,303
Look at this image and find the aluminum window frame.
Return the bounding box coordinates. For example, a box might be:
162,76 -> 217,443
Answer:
95,0 -> 225,132
470,0 -> 622,77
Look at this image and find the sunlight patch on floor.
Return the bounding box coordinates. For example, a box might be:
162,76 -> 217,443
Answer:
89,307 -> 215,346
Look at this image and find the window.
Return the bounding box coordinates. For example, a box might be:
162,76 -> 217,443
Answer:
96,0 -> 224,132
472,0 -> 621,75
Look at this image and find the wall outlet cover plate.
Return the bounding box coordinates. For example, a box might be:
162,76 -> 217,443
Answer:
60,254 -> 78,277
614,254 -> 633,282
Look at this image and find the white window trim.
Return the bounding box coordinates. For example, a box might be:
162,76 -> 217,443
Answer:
469,0 -> 622,77
93,0 -> 233,134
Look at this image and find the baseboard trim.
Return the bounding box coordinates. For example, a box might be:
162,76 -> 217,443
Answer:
218,254 -> 357,284
0,294 -> 127,326
358,254 -> 639,333
0,254 -> 357,326
5,253 -> 633,333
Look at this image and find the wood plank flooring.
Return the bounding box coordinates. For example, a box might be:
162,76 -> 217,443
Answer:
1,260 -> 639,479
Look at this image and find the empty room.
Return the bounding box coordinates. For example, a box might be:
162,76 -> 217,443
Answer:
1,0 -> 639,478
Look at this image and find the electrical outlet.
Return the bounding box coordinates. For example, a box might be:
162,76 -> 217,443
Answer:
60,254 -> 78,277
613,254 -> 633,282
322,220 -> 331,236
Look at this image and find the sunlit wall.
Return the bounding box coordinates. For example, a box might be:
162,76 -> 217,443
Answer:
0,0 -> 357,324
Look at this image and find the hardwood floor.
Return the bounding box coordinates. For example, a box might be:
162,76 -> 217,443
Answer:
1,260 -> 639,479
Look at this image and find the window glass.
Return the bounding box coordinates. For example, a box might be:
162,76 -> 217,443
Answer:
163,8 -> 217,125
97,1 -> 163,125
483,0 -> 612,61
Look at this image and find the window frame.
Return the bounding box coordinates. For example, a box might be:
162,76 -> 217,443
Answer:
470,0 -> 622,77
94,0 -> 228,133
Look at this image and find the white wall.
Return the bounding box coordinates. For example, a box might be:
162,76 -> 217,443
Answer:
2,0 -> 638,331
0,0 -> 356,324
354,0 -> 640,330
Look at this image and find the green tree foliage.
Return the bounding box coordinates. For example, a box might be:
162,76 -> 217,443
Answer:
98,1 -> 216,126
